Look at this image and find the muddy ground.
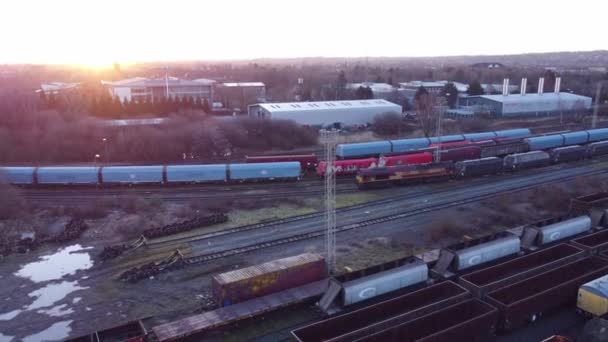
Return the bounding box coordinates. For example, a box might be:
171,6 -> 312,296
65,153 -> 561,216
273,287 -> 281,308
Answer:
0,174 -> 606,341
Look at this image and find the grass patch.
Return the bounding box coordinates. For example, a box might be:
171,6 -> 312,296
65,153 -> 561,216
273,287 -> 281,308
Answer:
149,204 -> 317,244
335,192 -> 383,208
335,238 -> 423,273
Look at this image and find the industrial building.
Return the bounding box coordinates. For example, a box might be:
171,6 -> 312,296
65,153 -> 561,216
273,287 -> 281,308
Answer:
216,82 -> 266,112
248,99 -> 401,127
447,77 -> 593,118
101,77 -> 215,102
347,82 -> 396,99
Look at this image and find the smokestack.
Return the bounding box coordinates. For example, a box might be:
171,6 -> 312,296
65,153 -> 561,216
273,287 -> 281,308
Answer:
520,78 -> 527,96
502,78 -> 510,96
554,77 -> 561,94
538,77 -> 544,95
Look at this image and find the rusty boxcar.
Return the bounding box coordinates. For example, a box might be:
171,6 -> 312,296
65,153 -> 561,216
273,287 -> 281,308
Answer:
212,253 -> 327,307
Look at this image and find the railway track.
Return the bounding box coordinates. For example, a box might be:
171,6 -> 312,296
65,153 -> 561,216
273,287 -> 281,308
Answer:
119,161 -> 608,281
143,157 -> 608,249
180,166 -> 608,265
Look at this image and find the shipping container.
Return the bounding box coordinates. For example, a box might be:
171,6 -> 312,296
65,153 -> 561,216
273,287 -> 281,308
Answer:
494,128 -> 532,139
587,141 -> 608,157
166,164 -> 227,183
37,166 -> 100,185
561,131 -> 590,145
353,299 -> 498,342
463,132 -> 497,140
452,234 -> 521,271
455,157 -> 503,177
503,151 -> 550,171
389,138 -> 431,153
428,134 -> 465,144
485,257 -> 608,331
0,166 -> 35,185
292,281 -> 469,342
480,141 -> 529,158
317,158 -> 378,176
459,244 -> 584,297
341,261 -> 428,306
577,273 -> 608,316
586,128 -> 608,142
549,145 -> 587,163
229,162 -> 300,181
336,141 -> 392,159
571,230 -> 608,254
212,253 -> 327,307
245,154 -> 318,170
439,146 -> 481,162
102,166 -> 164,185
379,152 -> 432,167
525,135 -> 565,151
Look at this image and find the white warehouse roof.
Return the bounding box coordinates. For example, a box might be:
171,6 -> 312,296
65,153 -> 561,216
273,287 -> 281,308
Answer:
474,92 -> 593,115
249,99 -> 401,126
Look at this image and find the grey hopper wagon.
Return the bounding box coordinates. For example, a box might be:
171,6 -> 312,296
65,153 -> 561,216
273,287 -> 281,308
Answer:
432,232 -> 521,277
340,260 -> 428,306
292,281 -> 470,342
587,141 -> 608,157
520,215 -> 591,249
503,151 -> 550,171
458,244 -> 585,298
549,145 -> 587,163
454,157 -> 503,177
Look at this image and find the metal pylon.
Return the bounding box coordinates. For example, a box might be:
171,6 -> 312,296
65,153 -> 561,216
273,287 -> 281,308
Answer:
321,129 -> 338,274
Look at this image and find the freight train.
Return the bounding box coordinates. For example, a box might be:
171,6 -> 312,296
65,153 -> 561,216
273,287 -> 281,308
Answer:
0,162 -> 301,186
336,128 -> 532,159
355,131 -> 608,188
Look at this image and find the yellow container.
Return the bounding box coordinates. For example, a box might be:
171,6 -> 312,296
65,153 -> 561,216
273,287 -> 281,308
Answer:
577,274 -> 608,317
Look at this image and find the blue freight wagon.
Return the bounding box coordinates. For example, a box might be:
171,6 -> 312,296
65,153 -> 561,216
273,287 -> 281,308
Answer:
37,167 -> 100,185
561,131 -> 589,145
587,128 -> 608,142
166,164 -> 227,183
0,166 -> 35,185
390,138 -> 430,153
229,162 -> 300,181
525,135 -> 565,151
102,166 -> 164,185
336,141 -> 392,159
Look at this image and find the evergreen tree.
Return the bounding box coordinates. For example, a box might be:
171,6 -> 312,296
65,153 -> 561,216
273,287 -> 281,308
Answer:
466,81 -> 485,96
112,96 -> 123,117
39,91 -> 48,108
202,98 -> 210,113
195,96 -> 203,109
90,96 -> 99,116
171,96 -> 179,112
123,97 -> 130,114
441,82 -> 459,109
355,86 -> 374,99
415,86 -> 429,102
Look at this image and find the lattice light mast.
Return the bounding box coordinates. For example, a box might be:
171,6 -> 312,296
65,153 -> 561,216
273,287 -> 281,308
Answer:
321,129 -> 338,274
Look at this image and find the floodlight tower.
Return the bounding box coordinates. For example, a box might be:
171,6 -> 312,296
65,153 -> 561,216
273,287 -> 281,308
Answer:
321,129 -> 338,274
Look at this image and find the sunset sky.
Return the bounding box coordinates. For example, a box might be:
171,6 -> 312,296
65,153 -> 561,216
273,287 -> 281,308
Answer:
2,0 -> 605,66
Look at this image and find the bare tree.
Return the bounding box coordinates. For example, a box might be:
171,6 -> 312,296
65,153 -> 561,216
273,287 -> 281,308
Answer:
415,91 -> 439,138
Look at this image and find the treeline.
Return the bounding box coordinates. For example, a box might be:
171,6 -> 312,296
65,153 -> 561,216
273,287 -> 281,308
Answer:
39,92 -> 212,118
0,107 -> 317,164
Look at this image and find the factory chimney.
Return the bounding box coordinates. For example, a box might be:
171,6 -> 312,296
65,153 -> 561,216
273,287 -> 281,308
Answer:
502,78 -> 509,96
520,78 -> 527,96
554,77 -> 561,94
538,77 -> 544,95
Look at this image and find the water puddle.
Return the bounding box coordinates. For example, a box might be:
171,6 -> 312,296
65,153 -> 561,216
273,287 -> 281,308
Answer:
15,245 -> 93,282
22,320 -> 73,342
72,297 -> 81,304
37,304 -> 74,317
27,281 -> 88,310
0,310 -> 21,321
0,333 -> 14,342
